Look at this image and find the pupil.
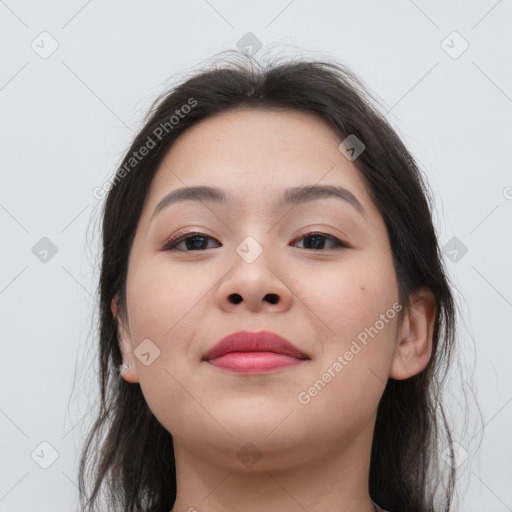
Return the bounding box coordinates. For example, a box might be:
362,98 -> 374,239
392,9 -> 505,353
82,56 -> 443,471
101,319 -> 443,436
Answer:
187,236 -> 206,250
306,235 -> 324,249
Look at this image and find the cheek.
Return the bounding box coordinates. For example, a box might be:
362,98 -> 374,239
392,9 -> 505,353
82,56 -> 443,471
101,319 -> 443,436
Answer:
124,261 -> 212,426
293,264 -> 399,435
299,255 -> 399,343
126,258 -> 212,338
297,254 -> 399,414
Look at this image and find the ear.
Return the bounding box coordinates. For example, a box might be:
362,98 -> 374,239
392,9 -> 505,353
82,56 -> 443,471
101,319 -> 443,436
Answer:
111,296 -> 140,383
390,288 -> 436,380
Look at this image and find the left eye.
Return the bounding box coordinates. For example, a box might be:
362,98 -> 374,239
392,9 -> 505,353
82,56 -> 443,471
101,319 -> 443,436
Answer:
291,232 -> 348,250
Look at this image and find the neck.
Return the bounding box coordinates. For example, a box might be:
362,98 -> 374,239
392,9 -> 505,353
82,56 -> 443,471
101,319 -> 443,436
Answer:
170,421 -> 377,512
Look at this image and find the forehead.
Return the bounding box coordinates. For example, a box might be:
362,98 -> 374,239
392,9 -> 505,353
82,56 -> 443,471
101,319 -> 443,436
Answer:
143,108 -> 378,220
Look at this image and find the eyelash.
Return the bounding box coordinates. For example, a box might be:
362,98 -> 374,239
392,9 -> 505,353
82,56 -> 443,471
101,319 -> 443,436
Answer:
162,230 -> 350,252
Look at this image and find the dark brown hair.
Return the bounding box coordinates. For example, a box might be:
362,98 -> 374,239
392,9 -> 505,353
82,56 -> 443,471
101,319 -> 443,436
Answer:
79,50 -> 457,512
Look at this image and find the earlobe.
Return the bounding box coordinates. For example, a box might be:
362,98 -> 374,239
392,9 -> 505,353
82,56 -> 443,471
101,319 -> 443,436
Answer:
390,288 -> 436,380
110,295 -> 140,383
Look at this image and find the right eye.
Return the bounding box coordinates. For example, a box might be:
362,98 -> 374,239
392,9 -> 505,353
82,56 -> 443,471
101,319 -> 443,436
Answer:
162,231 -> 222,252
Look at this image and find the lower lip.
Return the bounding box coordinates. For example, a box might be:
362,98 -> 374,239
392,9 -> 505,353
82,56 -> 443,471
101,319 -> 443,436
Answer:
207,352 -> 306,372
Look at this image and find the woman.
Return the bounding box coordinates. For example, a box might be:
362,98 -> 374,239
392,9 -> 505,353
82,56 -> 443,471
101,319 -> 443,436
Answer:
79,51 -> 457,512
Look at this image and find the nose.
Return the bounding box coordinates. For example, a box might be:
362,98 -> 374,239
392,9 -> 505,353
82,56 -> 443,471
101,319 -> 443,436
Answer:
216,247 -> 293,313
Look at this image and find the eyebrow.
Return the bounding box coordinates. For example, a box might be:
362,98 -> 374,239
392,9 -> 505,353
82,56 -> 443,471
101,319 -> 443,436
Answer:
150,184 -> 368,221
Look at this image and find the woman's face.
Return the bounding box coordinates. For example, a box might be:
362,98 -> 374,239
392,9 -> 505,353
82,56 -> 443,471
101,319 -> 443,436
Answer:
116,108 -> 409,469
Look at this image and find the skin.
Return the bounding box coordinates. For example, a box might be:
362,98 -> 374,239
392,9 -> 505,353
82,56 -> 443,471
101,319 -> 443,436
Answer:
112,108 -> 436,512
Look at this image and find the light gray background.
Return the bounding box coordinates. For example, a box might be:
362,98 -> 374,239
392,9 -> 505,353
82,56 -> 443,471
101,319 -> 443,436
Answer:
1,1 -> 511,511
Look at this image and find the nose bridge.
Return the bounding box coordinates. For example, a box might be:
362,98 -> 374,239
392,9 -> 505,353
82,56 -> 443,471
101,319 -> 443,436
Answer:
229,212 -> 278,266
232,233 -> 277,290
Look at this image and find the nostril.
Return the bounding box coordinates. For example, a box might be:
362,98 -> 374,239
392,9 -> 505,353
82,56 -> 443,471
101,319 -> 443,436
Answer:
265,293 -> 279,304
229,293 -> 243,304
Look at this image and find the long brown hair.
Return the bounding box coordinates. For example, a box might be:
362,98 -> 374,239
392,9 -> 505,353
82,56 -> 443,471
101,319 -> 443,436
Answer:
79,50 -> 458,512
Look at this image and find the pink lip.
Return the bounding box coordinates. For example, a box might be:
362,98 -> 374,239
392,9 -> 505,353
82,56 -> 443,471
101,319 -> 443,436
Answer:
202,330 -> 309,373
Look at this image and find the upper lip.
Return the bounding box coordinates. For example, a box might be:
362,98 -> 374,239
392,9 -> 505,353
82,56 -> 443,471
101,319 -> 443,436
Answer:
202,330 -> 310,361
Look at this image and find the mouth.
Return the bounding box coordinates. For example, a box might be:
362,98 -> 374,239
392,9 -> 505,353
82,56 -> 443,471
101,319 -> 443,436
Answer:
207,351 -> 307,372
202,330 -> 310,374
